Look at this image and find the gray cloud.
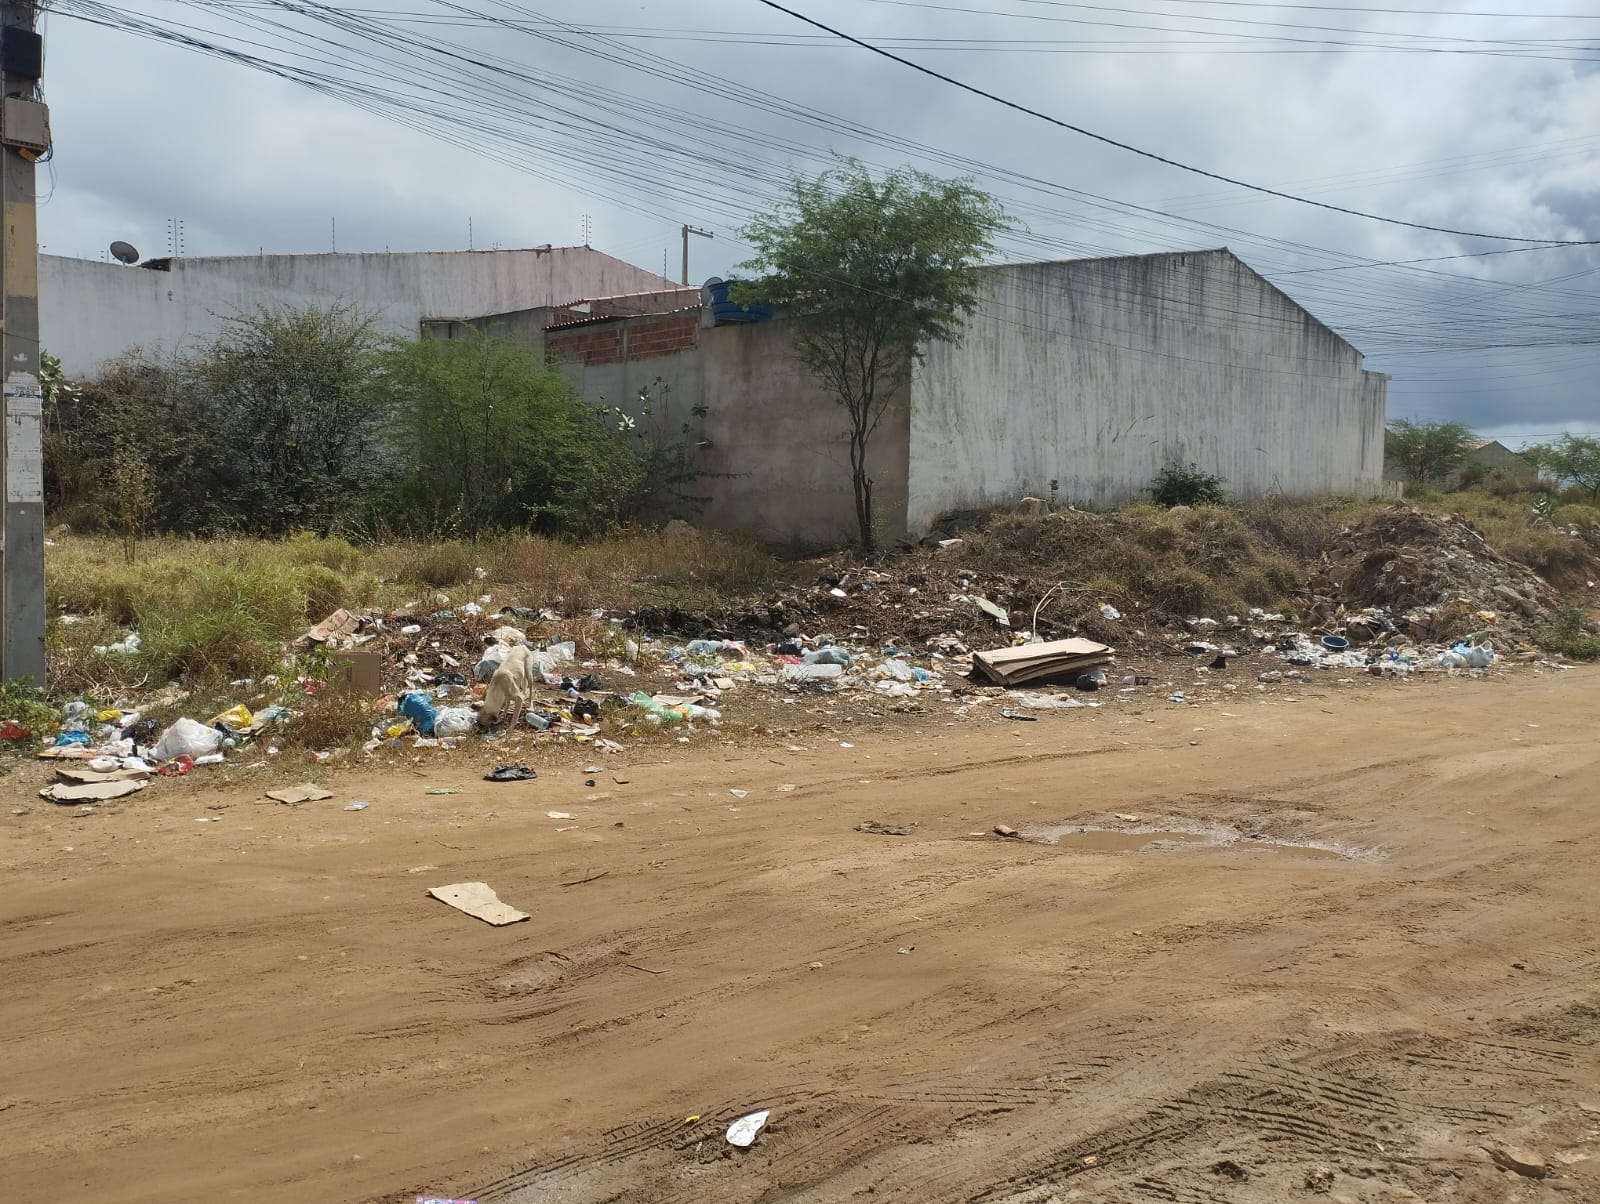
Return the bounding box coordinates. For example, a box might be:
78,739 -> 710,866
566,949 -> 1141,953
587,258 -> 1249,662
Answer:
38,1 -> 1600,442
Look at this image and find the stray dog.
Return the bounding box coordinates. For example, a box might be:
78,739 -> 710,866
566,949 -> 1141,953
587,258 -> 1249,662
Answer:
478,644 -> 536,728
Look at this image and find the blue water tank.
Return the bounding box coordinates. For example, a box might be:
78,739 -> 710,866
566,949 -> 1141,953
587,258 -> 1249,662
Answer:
704,278 -> 774,325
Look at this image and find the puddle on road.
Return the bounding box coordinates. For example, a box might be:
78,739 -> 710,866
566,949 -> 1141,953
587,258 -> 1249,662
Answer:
1039,827 -> 1345,861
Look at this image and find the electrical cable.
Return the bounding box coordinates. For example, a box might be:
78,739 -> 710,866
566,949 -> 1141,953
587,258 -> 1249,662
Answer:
754,0 -> 1595,244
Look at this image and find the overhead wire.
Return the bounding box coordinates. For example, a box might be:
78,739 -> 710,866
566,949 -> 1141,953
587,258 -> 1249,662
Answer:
48,0 -> 1600,400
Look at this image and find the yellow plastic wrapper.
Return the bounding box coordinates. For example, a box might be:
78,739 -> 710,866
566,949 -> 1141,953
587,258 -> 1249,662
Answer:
210,704 -> 253,731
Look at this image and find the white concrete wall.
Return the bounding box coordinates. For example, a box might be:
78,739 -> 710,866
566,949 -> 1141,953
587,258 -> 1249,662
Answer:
906,249 -> 1388,533
42,247 -> 674,375
554,318 -> 909,548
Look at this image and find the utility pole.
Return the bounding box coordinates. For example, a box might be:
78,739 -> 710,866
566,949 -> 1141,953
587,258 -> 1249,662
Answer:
681,224 -> 712,286
0,0 -> 46,686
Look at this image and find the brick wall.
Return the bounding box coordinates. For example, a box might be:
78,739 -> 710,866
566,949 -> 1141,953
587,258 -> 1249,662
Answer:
546,310 -> 699,366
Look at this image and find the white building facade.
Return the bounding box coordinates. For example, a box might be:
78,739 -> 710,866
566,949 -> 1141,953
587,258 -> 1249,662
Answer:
906,249 -> 1389,530
41,246 -> 675,376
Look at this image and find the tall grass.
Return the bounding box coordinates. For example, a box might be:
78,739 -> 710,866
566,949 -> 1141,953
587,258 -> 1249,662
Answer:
45,529 -> 785,695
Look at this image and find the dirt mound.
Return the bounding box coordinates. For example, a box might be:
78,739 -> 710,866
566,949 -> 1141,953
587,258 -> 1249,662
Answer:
1312,505 -> 1559,642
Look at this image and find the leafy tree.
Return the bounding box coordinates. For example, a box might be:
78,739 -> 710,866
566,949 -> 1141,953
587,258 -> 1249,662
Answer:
736,160 -> 1007,550
1522,434 -> 1600,502
43,349 -> 188,532
377,330 -> 670,535
182,305 -> 388,534
1385,419 -> 1477,486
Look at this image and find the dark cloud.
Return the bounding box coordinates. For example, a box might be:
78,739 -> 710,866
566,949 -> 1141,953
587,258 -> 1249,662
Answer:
38,1 -> 1600,443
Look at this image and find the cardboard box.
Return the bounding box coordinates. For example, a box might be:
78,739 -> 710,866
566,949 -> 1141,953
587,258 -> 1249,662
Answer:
330,650 -> 381,697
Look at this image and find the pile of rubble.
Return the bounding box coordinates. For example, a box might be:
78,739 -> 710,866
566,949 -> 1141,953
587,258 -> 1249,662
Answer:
1309,506 -> 1560,642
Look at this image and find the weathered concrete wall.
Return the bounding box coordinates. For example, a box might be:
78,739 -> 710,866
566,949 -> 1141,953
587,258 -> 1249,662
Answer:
42,247 -> 674,376
906,249 -> 1388,534
698,322 -> 908,548
552,315 -> 908,547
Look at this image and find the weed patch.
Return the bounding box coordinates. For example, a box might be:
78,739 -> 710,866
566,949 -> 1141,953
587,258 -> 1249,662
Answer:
1534,606 -> 1600,662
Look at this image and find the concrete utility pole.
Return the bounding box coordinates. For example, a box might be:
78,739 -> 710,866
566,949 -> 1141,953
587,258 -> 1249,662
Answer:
0,0 -> 46,686
681,224 -> 712,286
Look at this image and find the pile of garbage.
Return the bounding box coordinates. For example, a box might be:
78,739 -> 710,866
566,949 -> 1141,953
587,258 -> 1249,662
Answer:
1310,506 -> 1560,642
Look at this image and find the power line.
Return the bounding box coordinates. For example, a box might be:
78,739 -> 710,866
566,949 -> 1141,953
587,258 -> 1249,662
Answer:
753,0 -> 1596,245
51,1 -> 1600,384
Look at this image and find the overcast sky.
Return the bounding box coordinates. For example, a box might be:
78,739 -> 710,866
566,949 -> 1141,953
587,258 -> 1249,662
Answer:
38,1 -> 1600,443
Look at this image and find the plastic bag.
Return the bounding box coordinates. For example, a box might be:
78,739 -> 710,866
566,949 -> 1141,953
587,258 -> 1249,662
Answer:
398,692 -> 439,736
474,646 -> 507,682
150,717 -> 223,762
802,646 -> 854,667
432,707 -> 476,738
873,659 -> 916,682
210,704 -> 253,731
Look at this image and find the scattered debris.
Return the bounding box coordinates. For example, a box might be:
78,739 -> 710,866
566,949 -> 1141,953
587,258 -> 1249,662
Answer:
726,1109 -> 771,1148
344,800 -> 369,811
896,945 -> 915,955
973,638 -> 1113,687
1211,1160 -> 1249,1182
484,765 -> 536,782
993,824 -> 1020,839
1486,1145 -> 1548,1179
265,783 -> 333,805
302,607 -> 362,644
1304,1166 -> 1335,1193
856,821 -> 916,836
39,779 -> 148,804
427,882 -> 530,926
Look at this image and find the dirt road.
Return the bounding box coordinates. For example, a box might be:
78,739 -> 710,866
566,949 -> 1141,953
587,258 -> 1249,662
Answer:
3,672 -> 1598,1202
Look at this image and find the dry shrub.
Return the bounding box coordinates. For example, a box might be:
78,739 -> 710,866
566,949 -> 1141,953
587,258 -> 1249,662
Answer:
374,540 -> 480,588
283,684 -> 376,750
1499,528 -> 1596,591
969,504 -> 1312,621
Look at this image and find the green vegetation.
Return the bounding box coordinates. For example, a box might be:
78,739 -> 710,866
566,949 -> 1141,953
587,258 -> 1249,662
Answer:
44,308 -> 700,540
737,159 -> 1007,550
0,678 -> 60,743
1523,434 -> 1600,502
44,529 -> 784,691
1151,461 -> 1228,508
1386,419 -> 1477,486
1533,606 -> 1600,662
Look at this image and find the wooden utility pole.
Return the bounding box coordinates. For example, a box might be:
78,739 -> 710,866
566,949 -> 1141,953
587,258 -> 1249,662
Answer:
0,0 -> 46,686
681,224 -> 712,285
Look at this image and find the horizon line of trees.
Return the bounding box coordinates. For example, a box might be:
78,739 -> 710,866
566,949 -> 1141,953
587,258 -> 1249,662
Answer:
1387,419 -> 1600,502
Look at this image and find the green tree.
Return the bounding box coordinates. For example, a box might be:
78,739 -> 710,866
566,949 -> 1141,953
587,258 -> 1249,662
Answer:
1385,419 -> 1477,486
43,349 -> 189,532
1523,433 -> 1600,501
378,329 -> 654,535
736,161 -> 1007,549
182,305 -> 387,534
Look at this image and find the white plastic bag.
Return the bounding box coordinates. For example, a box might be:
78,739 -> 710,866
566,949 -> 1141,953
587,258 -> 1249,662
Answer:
150,717 -> 223,761
475,645 -> 508,682
433,707 -> 477,738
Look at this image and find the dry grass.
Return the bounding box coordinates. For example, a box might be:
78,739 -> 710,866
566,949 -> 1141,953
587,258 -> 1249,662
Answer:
281,684 -> 379,751
366,529 -> 785,611
970,501 -> 1331,621
42,529 -> 784,702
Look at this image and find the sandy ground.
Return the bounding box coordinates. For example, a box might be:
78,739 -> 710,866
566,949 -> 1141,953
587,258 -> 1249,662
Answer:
3,670 -> 1598,1203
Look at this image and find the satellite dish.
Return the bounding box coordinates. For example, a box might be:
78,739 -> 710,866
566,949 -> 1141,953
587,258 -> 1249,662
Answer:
110,241 -> 139,265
